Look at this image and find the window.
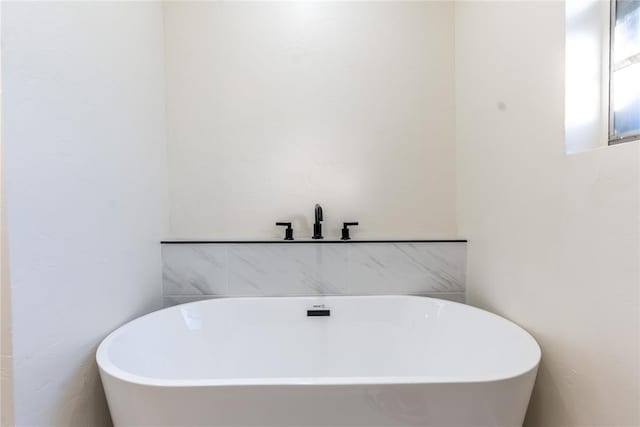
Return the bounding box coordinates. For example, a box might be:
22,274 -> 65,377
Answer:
609,0 -> 640,144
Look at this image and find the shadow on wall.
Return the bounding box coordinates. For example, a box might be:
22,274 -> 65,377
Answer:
54,349 -> 112,427
525,359 -> 571,427
467,293 -> 571,427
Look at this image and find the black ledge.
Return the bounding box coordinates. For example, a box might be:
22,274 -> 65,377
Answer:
161,239 -> 467,244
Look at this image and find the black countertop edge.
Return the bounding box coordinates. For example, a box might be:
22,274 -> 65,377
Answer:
161,239 -> 467,244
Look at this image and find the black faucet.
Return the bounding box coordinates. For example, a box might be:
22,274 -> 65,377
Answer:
312,204 -> 323,239
341,222 -> 359,240
275,222 -> 294,240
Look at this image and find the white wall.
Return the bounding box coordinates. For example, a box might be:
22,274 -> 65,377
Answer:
0,2 -> 13,424
456,2 -> 639,426
164,1 -> 457,240
2,2 -> 167,425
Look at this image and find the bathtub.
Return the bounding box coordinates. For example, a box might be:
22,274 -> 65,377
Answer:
97,295 -> 540,426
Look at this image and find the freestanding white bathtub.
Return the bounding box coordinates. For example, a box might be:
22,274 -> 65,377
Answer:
97,296 -> 540,427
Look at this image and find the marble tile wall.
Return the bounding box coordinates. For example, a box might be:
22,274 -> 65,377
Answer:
161,242 -> 466,307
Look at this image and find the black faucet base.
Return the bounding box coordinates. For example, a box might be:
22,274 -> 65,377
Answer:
312,223 -> 323,239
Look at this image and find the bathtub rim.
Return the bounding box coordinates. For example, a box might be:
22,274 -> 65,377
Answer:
96,295 -> 541,388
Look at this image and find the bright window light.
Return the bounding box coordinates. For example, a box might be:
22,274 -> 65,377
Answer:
610,0 -> 640,144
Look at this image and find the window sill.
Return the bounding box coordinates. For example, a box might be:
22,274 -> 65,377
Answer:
609,134 -> 640,145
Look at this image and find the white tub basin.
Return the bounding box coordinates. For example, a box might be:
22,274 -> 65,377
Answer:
97,295 -> 540,426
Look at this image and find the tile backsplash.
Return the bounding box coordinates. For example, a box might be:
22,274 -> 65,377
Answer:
161,241 -> 466,307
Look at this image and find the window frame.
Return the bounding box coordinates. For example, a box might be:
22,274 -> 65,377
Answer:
608,0 -> 640,145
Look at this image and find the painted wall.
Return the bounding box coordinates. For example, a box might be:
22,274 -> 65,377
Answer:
163,1 -> 457,240
0,2 -> 13,424
2,2 -> 168,425
455,2 -> 639,426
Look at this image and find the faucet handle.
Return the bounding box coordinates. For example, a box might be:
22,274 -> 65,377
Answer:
341,222 -> 359,240
276,222 -> 294,240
